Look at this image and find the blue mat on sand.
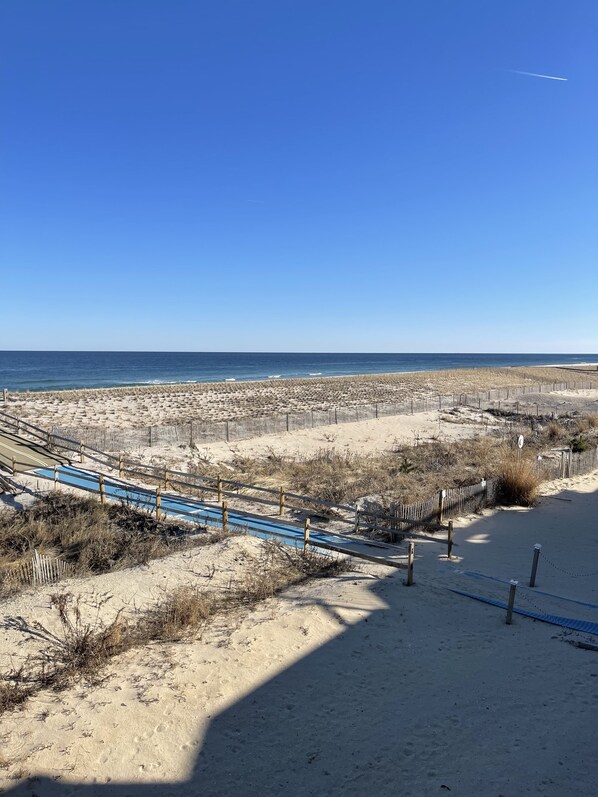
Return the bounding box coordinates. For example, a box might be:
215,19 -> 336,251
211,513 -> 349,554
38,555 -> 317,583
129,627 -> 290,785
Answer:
448,589 -> 598,636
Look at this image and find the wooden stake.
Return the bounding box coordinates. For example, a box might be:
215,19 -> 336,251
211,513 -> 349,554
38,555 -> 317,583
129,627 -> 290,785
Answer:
54,466 -> 58,490
303,518 -> 311,552
80,442 -> 85,463
222,501 -> 228,532
119,452 -> 124,478
406,542 -> 415,586
217,476 -> 222,502
354,510 -> 360,533
447,520 -> 453,560
506,580 -> 518,624
164,467 -> 170,490
99,475 -> 105,504
156,486 -> 162,519
279,486 -> 285,516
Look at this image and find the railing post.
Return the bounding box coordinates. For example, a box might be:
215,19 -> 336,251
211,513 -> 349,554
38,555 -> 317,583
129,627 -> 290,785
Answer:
406,542 -> 415,586
506,580 -> 518,624
303,517 -> 311,552
155,486 -> 161,519
279,486 -> 285,516
447,520 -> 453,560
99,475 -> 105,504
2,388 -> 7,403
222,500 -> 228,531
354,510 -> 360,533
80,442 -> 85,463
164,467 -> 170,490
217,476 -> 223,502
54,465 -> 58,491
529,544 -> 541,588
11,457 -> 16,474
119,452 -> 124,478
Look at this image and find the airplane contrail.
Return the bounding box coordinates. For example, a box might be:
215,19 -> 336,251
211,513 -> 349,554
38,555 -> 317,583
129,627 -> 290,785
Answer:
510,69 -> 568,81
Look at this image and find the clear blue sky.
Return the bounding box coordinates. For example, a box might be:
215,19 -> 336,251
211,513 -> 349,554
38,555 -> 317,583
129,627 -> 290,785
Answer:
2,1 -> 596,352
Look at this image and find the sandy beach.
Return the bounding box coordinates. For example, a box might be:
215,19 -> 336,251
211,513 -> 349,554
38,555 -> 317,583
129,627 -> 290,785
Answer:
6,365 -> 597,430
1,469 -> 597,795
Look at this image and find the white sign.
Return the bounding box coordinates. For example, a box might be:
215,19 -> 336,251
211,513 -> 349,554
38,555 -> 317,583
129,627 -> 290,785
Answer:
517,435 -> 524,449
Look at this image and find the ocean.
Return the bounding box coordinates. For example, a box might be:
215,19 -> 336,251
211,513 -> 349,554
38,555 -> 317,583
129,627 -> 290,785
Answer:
0,352 -> 596,393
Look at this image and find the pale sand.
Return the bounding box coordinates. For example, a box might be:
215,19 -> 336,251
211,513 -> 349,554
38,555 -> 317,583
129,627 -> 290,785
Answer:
1,471 -> 597,795
7,366 -> 597,429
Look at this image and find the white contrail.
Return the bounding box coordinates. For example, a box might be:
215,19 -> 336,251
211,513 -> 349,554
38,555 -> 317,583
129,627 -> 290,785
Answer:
510,69 -> 568,81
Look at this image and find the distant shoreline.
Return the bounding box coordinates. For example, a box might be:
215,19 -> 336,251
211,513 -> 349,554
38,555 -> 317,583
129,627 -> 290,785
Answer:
1,351 -> 597,394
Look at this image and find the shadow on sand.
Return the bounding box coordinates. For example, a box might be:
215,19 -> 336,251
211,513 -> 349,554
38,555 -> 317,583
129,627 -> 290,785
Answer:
4,486 -> 598,796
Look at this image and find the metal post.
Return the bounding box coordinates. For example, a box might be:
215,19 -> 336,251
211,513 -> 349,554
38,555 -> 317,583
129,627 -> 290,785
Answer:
529,544 -> 541,588
437,489 -> 446,524
406,542 -> 415,586
506,580 -> 518,624
447,520 -> 453,560
303,518 -> 311,552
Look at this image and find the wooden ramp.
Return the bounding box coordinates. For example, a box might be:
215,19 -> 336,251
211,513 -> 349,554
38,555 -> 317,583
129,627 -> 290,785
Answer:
0,429 -> 64,473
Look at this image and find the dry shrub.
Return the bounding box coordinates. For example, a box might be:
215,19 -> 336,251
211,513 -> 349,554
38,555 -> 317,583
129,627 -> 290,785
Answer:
140,587 -> 215,642
585,413 -> 598,429
496,457 -> 541,507
0,493 -> 220,595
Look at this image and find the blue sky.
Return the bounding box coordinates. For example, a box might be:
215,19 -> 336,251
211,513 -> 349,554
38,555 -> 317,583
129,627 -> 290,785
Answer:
1,0 -> 596,352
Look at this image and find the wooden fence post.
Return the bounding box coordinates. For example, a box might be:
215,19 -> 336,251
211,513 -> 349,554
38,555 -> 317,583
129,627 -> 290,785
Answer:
54,466 -> 58,490
11,457 -> 16,474
437,489 -> 446,524
99,475 -> 105,504
279,486 -> 285,516
119,452 -> 124,478
303,518 -> 311,552
217,476 -> 222,502
80,442 -> 85,463
354,510 -> 360,533
156,486 -> 162,519
447,520 -> 453,560
406,542 -> 415,586
506,580 -> 518,624
222,501 -> 228,532
164,467 -> 170,490
2,388 -> 7,403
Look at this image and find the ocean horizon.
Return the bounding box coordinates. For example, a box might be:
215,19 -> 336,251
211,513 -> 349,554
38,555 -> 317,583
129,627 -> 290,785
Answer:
1,351 -> 596,393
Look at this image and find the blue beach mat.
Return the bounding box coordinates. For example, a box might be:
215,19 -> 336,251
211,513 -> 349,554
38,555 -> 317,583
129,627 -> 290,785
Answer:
448,588 -> 598,636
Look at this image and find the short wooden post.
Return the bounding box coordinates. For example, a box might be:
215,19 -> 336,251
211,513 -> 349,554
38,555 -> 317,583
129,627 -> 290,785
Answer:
354,510 -> 360,533
222,501 -> 228,531
437,489 -> 446,524
118,452 -> 124,478
447,520 -> 454,560
17,419 -> 22,434
99,475 -> 106,504
406,542 -> 415,586
80,442 -> 85,463
217,476 -> 223,502
54,465 -> 59,490
529,544 -> 541,588
164,467 -> 170,490
2,388 -> 7,402
303,518 -> 311,552
156,486 -> 162,519
279,486 -> 285,516
506,580 -> 518,624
